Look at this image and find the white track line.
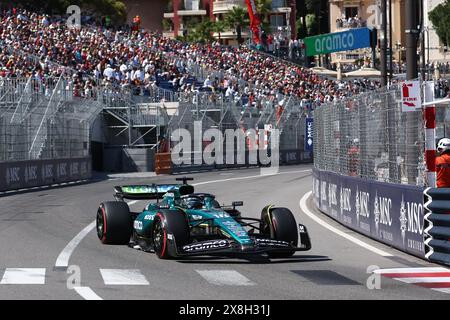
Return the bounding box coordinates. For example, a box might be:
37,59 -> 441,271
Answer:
59,169 -> 310,300
373,267 -> 449,274
299,191 -> 393,257
193,169 -> 311,187
55,221 -> 97,269
55,200 -> 139,269
73,286 -> 103,300
0,268 -> 46,285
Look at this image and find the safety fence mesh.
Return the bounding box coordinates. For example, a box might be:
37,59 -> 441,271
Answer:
314,82 -> 427,186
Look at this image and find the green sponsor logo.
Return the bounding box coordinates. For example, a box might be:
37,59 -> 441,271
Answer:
304,28 -> 371,57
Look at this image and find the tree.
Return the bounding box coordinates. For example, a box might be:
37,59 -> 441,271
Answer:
255,0 -> 272,33
188,20 -> 214,43
13,0 -> 127,24
225,6 -> 249,30
306,0 -> 328,35
429,0 -> 450,47
212,20 -> 227,42
225,6 -> 249,44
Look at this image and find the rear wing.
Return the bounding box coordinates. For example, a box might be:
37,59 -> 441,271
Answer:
114,184 -> 194,201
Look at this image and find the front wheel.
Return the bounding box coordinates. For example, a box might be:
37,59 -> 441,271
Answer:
260,206 -> 298,258
152,210 -> 189,259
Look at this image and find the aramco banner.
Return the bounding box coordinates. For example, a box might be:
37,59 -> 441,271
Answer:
304,28 -> 372,56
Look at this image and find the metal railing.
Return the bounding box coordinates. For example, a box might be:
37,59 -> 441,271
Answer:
314,82 -> 426,186
0,74 -> 105,162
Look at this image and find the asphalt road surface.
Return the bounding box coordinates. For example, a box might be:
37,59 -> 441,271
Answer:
0,165 -> 449,300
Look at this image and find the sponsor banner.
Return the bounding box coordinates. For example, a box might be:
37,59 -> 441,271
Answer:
304,28 -> 371,57
305,118 -> 313,153
0,157 -> 91,192
312,168 -> 425,257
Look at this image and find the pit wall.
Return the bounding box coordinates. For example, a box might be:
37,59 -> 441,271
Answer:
312,168 -> 425,258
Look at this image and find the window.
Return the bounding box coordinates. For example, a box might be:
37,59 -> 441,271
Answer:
345,7 -> 358,19
271,0 -> 287,9
270,14 -> 285,27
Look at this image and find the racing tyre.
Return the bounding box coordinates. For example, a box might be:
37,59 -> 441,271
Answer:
152,210 -> 189,259
260,207 -> 298,258
97,201 -> 132,245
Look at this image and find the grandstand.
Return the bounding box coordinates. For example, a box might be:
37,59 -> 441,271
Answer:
0,6 -> 418,172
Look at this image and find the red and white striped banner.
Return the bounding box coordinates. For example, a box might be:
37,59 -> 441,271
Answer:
423,82 -> 436,188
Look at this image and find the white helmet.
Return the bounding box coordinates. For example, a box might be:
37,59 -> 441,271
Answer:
437,138 -> 450,153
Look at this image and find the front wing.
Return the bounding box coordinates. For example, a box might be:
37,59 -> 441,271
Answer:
172,224 -> 312,257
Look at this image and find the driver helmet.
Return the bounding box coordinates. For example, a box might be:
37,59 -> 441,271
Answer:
184,197 -> 203,209
437,138 -> 450,154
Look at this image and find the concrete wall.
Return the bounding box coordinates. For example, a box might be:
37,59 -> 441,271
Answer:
103,147 -> 155,173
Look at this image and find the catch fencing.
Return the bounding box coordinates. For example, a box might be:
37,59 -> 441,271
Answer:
313,80 -> 450,265
314,82 -> 425,187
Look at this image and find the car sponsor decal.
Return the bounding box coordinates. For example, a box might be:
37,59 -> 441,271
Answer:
134,220 -> 143,230
255,239 -> 290,247
182,240 -> 230,252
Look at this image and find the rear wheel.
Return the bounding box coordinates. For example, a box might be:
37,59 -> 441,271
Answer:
152,210 -> 189,259
96,201 -> 132,245
260,207 -> 298,258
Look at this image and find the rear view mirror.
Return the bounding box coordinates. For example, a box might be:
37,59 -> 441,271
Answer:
232,201 -> 243,208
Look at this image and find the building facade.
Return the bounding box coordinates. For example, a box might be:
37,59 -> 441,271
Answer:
328,0 -> 405,67
424,0 -> 449,63
163,0 -> 297,44
328,0 -> 449,68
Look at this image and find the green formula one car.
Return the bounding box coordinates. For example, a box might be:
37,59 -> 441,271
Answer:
96,177 -> 311,259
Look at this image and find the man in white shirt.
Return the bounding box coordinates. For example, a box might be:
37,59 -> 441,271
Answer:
103,64 -> 114,80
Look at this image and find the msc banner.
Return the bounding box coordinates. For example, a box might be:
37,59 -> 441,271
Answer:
0,157 -> 91,192
304,28 -> 372,57
312,169 -> 425,258
305,118 -> 313,152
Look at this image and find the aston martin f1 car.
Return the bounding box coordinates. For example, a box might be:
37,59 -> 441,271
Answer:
96,177 -> 311,259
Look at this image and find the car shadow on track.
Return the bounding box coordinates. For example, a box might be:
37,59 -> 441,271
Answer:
176,255 -> 331,264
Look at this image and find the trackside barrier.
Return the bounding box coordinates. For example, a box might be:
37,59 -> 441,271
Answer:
424,188 -> 450,266
0,157 -> 91,192
155,153 -> 172,175
313,168 -> 426,258
157,150 -> 313,175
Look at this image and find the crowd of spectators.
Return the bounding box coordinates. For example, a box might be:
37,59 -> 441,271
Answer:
435,78 -> 450,99
0,7 -> 384,112
336,15 -> 366,29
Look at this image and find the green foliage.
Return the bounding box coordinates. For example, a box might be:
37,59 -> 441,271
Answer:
429,0 -> 450,47
162,19 -> 173,32
305,14 -> 318,36
212,20 -> 227,41
12,0 -> 127,24
186,20 -> 214,43
225,6 -> 249,29
254,0 -> 271,21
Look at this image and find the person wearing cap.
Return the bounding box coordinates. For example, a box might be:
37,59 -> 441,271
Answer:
436,138 -> 450,188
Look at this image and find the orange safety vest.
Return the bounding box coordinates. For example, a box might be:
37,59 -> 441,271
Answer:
436,153 -> 450,188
